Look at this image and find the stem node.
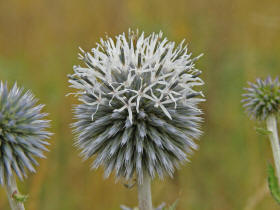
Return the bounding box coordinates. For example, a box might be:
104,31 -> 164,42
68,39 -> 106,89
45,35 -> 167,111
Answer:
4,177 -> 25,210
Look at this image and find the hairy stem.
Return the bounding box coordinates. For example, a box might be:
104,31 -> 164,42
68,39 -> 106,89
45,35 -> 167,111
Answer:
138,175 -> 153,210
5,177 -> 25,210
266,115 -> 280,184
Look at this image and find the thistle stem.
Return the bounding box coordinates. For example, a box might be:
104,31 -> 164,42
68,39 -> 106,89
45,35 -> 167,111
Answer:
266,115 -> 280,185
138,175 -> 153,210
4,177 -> 25,210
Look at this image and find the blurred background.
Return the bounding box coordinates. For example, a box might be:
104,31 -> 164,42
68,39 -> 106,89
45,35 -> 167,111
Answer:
0,0 -> 280,209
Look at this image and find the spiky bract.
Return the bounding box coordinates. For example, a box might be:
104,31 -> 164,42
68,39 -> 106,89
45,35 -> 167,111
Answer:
0,82 -> 51,186
68,30 -> 204,182
242,76 -> 280,120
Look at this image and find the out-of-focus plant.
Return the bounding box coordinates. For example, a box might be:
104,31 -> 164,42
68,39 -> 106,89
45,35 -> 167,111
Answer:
0,82 -> 52,210
163,200 -> 178,210
68,30 -> 204,210
242,76 -> 280,205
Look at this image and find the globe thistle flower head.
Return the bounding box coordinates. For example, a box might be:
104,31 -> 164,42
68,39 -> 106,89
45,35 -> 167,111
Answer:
242,76 -> 280,120
0,82 -> 51,186
68,30 -> 204,183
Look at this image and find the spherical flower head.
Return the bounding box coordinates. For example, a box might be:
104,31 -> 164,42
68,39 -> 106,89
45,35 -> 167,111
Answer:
0,82 -> 51,186
242,76 -> 280,120
68,30 -> 204,182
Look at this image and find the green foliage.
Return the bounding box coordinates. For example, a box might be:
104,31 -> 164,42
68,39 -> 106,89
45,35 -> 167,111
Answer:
12,192 -> 29,203
267,164 -> 280,205
255,127 -> 272,136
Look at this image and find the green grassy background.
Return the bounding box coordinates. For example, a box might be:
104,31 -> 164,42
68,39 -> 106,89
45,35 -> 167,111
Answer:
0,0 -> 280,209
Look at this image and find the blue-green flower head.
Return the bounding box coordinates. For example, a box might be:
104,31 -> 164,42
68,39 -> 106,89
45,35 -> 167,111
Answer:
68,30 -> 204,182
0,82 -> 52,186
242,76 -> 280,120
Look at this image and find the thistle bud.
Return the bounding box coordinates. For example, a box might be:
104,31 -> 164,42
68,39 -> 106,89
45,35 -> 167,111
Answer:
242,76 -> 280,120
0,82 -> 51,186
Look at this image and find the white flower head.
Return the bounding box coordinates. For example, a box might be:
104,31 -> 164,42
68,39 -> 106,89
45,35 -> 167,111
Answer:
69,30 -> 204,123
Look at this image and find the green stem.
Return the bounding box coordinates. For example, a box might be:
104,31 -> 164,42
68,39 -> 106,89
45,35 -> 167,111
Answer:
5,177 -> 25,210
266,115 -> 280,185
138,174 -> 153,210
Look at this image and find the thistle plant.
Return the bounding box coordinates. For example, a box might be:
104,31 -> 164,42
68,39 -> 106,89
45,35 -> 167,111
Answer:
68,30 -> 204,210
242,76 -> 280,204
0,82 -> 51,210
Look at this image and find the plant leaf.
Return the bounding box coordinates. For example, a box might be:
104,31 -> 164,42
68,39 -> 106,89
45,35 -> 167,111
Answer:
255,127 -> 272,136
169,200 -> 178,210
164,200 -> 178,210
268,164 -> 280,205
12,192 -> 28,203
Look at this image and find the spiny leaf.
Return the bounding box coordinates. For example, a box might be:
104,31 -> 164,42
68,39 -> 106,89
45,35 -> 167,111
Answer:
164,200 -> 178,210
255,127 -> 272,136
268,164 -> 280,205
